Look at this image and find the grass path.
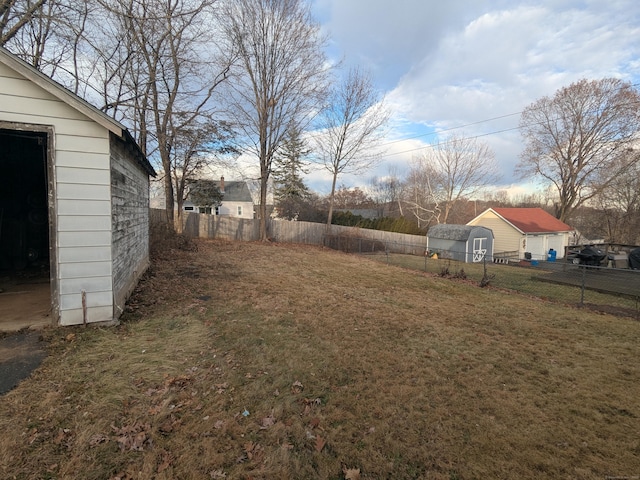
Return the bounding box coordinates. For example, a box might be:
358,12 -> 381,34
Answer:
1,240 -> 639,479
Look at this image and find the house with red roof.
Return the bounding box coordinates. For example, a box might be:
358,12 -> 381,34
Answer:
467,208 -> 574,261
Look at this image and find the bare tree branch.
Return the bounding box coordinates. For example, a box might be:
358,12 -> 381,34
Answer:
219,0 -> 329,240
404,133 -> 500,225
517,78 -> 640,222
313,66 -> 389,227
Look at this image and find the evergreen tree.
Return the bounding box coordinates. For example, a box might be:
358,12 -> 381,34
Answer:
272,128 -> 312,220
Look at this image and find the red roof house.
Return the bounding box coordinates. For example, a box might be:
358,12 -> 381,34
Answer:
467,208 -> 574,261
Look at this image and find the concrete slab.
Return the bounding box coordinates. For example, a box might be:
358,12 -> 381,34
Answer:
0,281 -> 52,332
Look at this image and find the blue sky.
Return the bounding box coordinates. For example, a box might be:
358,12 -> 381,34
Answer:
302,0 -> 640,197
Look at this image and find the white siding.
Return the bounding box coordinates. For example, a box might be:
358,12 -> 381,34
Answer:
0,61 -> 113,326
218,201 -> 254,219
468,211 -> 522,255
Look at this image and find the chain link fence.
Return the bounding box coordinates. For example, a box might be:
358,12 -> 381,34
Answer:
323,234 -> 640,320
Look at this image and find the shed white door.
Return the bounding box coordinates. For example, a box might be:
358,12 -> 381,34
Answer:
472,237 -> 488,262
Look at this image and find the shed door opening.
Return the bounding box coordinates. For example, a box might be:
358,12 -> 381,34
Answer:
0,129 -> 52,329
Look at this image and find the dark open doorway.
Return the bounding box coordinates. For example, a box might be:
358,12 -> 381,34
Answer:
0,128 -> 52,330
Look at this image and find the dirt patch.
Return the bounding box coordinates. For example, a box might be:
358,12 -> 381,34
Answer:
581,302 -> 640,319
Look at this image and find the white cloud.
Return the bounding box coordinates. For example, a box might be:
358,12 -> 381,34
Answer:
236,1 -> 640,197
369,1 -> 640,186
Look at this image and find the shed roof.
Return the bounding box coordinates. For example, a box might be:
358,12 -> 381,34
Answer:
428,224 -> 492,241
491,208 -> 573,234
0,46 -> 155,177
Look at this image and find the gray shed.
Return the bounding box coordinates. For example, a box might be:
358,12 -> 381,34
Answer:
427,224 -> 494,263
0,46 -> 155,328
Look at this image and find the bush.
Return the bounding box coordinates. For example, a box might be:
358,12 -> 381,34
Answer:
332,212 -> 425,235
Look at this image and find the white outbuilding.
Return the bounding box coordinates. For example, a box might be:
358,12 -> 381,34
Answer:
0,46 -> 155,327
467,207 -> 574,261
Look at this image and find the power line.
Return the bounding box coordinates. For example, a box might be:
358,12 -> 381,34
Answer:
379,81 -> 640,157
384,111 -> 522,146
384,126 -> 522,158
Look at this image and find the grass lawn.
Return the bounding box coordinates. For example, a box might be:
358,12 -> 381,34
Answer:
373,253 -> 640,314
1,239 -> 640,479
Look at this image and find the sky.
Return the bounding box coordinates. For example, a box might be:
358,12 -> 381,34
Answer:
298,0 -> 640,198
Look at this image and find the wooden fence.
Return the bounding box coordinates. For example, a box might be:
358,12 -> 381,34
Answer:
150,209 -> 427,255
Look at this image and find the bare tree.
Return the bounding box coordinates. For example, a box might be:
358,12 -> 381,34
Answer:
1,0 -> 91,90
92,0 -> 232,227
0,0 -> 46,46
403,157 -> 441,228
219,0 -> 329,240
517,78 -> 640,223
3,0 -> 235,230
591,146 -> 640,243
368,166 -> 404,217
314,67 -> 389,227
405,133 -> 499,225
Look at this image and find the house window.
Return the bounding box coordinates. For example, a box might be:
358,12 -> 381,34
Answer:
199,206 -> 212,214
237,206 -> 242,216
214,206 -> 220,216
184,206 -> 194,211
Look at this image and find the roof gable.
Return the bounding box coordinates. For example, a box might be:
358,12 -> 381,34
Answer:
0,46 -> 155,176
490,208 -> 573,233
216,181 -> 253,203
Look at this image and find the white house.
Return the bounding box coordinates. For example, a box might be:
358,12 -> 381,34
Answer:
467,207 -> 574,261
183,176 -> 254,219
0,46 -> 155,327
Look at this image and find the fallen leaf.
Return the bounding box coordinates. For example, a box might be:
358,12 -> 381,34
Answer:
260,414 -> 276,429
315,435 -> 326,452
88,433 -> 108,447
157,450 -> 174,473
112,422 -> 152,451
309,417 -> 320,428
343,467 -> 361,480
213,420 -> 225,430
243,441 -> 264,462
159,415 -> 180,435
244,441 -> 255,453
291,380 -> 304,394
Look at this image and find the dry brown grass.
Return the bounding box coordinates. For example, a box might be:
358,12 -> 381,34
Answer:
1,239 -> 640,479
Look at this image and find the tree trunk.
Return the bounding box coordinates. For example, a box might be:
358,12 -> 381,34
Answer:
326,170 -> 338,228
259,174 -> 269,241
